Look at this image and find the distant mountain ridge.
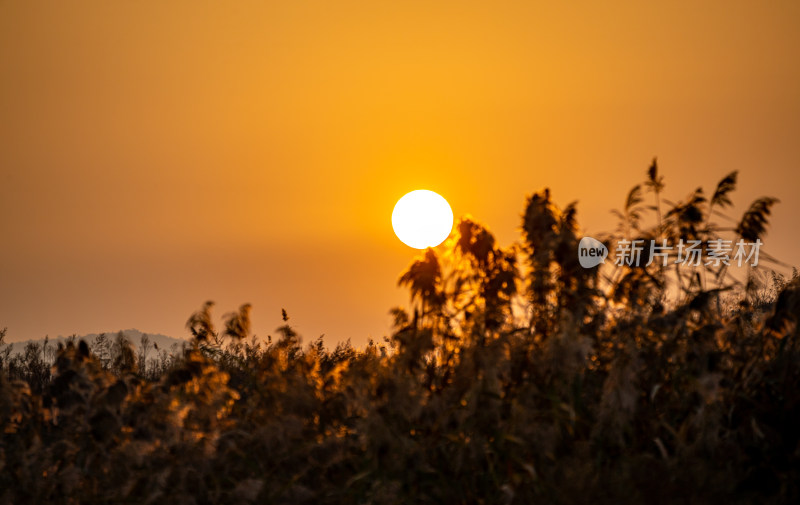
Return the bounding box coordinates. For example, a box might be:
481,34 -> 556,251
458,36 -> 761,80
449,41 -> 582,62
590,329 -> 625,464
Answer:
3,329 -> 188,356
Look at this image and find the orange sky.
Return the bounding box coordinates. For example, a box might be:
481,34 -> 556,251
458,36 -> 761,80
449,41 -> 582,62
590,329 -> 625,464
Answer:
1,1 -> 799,344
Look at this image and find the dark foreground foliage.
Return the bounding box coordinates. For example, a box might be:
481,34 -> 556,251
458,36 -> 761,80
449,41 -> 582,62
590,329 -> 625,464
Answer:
2,163 -> 799,504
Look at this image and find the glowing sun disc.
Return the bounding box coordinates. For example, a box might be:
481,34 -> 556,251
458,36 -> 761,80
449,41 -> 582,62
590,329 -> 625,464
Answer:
392,190 -> 453,249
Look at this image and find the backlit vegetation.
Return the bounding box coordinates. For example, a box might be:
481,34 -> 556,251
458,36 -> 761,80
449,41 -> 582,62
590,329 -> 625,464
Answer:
2,162 -> 799,504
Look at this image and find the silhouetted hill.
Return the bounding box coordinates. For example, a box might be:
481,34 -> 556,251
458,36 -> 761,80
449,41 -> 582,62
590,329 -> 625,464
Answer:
4,329 -> 187,356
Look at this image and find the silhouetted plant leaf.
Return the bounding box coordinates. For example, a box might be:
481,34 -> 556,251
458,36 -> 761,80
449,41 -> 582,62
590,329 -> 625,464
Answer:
736,197 -> 779,242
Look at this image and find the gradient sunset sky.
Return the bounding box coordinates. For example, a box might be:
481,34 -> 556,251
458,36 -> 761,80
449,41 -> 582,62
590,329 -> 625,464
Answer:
2,1 -> 798,344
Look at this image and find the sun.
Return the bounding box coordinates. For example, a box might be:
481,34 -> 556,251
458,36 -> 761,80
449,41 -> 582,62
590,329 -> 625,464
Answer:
392,190 -> 454,249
